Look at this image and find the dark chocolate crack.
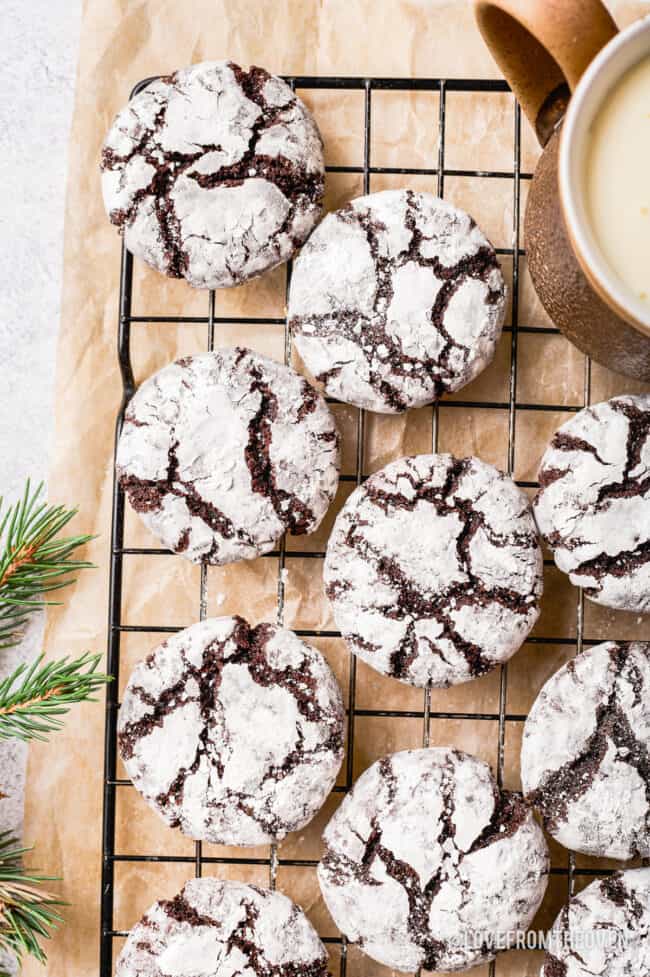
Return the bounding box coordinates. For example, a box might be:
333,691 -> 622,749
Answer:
101,62 -> 323,286
120,439 -> 247,551
593,399 -> 650,504
467,789 -> 529,853
527,643 -> 650,852
244,366 -> 320,535
367,832 -> 448,970
118,672 -> 198,761
600,873 -> 645,920
290,189 -> 505,410
571,537 -> 650,591
130,884 -> 330,977
320,754 -> 460,968
542,872 -> 650,976
118,616 -> 343,842
537,465 -> 571,491
326,456 -> 540,683
320,750 -> 544,972
221,897 -> 328,977
543,953 -> 568,977
161,891 -> 225,930
535,396 -> 650,606
118,350 -> 339,561
550,430 -> 611,468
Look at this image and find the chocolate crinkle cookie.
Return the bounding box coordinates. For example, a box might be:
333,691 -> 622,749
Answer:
317,748 -> 549,973
118,616 -> 344,845
288,189 -> 507,412
521,641 -> 650,860
323,453 -> 542,688
100,60 -> 324,288
542,868 -> 650,977
533,393 -> 650,611
115,877 -> 330,977
116,348 -> 340,565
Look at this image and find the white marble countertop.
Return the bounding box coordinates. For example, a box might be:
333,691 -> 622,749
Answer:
0,0 -> 80,500
0,1 -> 80,969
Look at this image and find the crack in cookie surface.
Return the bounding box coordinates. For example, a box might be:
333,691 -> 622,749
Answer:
288,189 -> 506,413
116,348 -> 340,565
534,394 -> 650,611
317,748 -> 548,973
115,878 -> 330,977
100,60 -> 324,288
522,641 -> 650,859
117,616 -> 344,846
323,453 -> 542,688
542,868 -> 650,977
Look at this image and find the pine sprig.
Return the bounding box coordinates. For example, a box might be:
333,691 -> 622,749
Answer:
0,481 -> 94,648
0,482 -> 105,971
0,653 -> 110,743
0,831 -> 63,973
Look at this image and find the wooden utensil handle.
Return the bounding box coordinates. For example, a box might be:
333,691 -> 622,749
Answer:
474,0 -> 617,145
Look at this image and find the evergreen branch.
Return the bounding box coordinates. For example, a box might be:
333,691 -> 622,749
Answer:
0,481 -> 94,648
0,481 -> 103,970
0,653 -> 110,743
0,831 -> 63,973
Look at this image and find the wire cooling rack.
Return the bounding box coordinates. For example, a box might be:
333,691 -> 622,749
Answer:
100,75 -> 610,977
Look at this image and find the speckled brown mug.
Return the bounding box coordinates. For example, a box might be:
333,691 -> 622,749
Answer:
474,0 -> 650,380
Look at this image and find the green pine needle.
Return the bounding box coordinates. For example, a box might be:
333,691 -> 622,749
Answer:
0,481 -> 94,648
0,831 -> 63,972
0,481 -> 106,971
0,652 -> 111,743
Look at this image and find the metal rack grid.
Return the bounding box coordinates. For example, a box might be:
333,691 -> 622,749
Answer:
100,74 -> 602,976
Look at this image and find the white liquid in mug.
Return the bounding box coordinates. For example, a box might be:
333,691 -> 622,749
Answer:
586,56 -> 650,304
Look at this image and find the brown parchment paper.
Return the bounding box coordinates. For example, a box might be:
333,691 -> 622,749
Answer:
22,2 -> 650,975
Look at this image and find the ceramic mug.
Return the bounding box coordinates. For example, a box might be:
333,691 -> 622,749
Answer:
474,0 -> 650,380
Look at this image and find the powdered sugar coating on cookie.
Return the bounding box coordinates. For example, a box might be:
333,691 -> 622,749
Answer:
116,348 -> 340,565
117,616 -> 344,845
323,454 -> 542,688
318,748 -> 548,973
522,641 -> 650,860
288,190 -> 506,413
115,877 -> 329,977
101,61 -> 324,289
533,394 -> 650,611
542,868 -> 650,977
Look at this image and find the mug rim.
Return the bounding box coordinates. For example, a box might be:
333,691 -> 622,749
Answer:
559,14 -> 650,338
